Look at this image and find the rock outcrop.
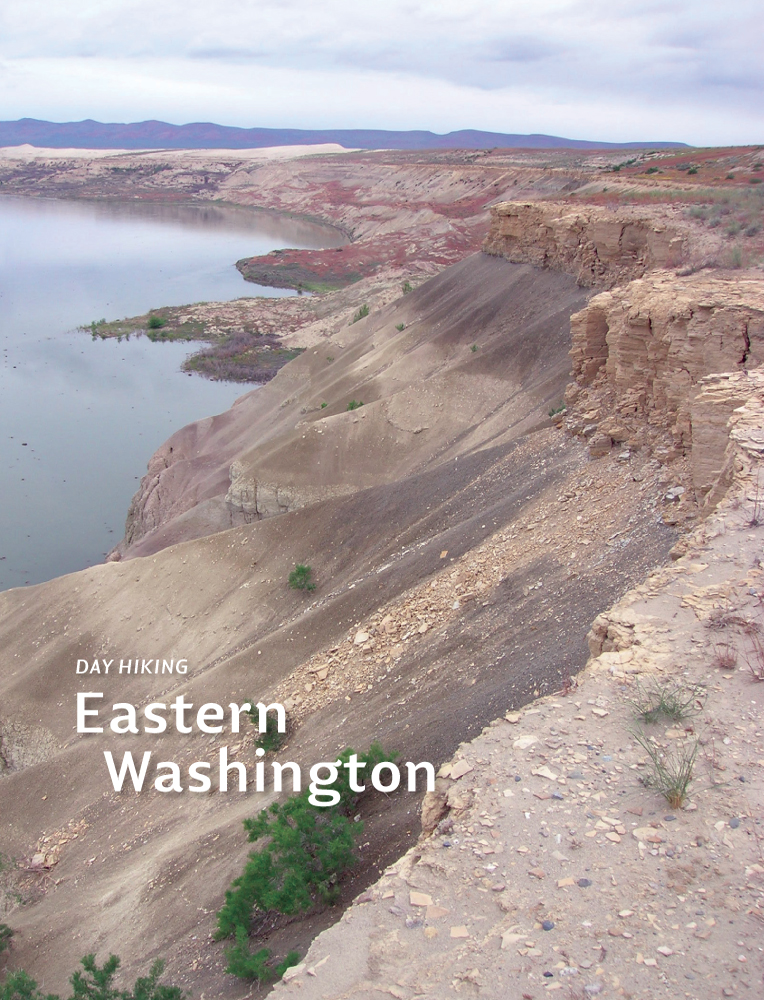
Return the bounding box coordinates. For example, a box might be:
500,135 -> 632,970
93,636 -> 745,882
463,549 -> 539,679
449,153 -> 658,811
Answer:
483,201 -> 690,287
563,272 -> 764,491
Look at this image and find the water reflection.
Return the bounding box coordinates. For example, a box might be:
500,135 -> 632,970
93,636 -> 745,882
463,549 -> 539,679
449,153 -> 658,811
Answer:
0,196 -> 340,590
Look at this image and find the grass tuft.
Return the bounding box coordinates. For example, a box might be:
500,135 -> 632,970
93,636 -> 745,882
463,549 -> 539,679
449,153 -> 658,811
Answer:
350,304 -> 369,324
633,730 -> 698,809
629,679 -> 705,724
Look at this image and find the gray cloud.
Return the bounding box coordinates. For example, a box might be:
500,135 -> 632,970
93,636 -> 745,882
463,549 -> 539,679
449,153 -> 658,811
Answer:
0,0 -> 761,142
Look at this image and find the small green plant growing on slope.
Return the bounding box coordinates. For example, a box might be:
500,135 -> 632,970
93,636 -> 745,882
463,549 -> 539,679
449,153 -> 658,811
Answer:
548,403 -> 566,417
247,709 -> 285,754
0,954 -> 183,1000
147,314 -> 166,330
395,323 -> 405,332
629,680 -> 705,724
346,399 -> 363,411
216,742 -> 395,980
222,931 -> 299,983
470,344 -> 478,353
288,564 -> 315,591
633,731 -> 697,809
0,923 -> 12,956
350,304 -> 369,324
402,281 -> 412,294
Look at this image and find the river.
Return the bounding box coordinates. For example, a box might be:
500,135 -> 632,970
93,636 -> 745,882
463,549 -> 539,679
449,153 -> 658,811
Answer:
0,196 -> 341,591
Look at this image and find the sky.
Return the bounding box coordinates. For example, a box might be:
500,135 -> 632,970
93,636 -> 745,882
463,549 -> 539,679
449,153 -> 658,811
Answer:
0,0 -> 762,146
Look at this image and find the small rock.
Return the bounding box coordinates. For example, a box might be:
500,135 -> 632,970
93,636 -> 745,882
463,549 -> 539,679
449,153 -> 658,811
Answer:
542,920 -> 555,931
577,878 -> 592,888
449,760 -> 473,780
657,946 -> 673,957
729,817 -> 741,829
282,963 -> 306,982
409,891 -> 432,907
513,735 -> 537,750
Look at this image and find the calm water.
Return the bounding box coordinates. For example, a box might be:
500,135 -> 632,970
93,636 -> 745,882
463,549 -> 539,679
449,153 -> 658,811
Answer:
0,197 -> 342,590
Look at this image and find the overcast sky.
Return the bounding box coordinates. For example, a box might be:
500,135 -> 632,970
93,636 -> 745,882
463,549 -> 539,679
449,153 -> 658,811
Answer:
0,1 -> 761,145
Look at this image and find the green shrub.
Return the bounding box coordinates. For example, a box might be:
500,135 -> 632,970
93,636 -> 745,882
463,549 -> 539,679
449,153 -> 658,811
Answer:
320,402 -> 328,408
346,400 -> 363,411
288,564 -> 315,591
350,304 -> 369,324
402,281 -> 413,294
0,955 -> 183,1000
147,315 -> 166,330
0,924 -> 12,956
216,743 -> 395,978
687,167 -> 698,175
247,710 -> 285,754
224,931 -> 273,982
395,323 -> 405,332
223,933 -> 300,984
470,344 -> 478,353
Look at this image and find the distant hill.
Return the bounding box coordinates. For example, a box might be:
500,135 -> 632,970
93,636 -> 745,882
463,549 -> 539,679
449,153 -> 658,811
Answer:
0,118 -> 687,151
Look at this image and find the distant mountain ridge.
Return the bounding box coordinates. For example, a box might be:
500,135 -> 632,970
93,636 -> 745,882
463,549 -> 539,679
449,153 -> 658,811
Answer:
0,118 -> 687,151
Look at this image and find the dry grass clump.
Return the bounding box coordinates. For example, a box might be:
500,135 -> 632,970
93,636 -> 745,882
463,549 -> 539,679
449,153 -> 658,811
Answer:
629,679 -> 705,724
744,630 -> 764,682
633,730 -> 698,809
713,641 -> 738,670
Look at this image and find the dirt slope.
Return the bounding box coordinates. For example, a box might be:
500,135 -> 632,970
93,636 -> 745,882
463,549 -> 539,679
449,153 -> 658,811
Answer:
0,252 -> 677,995
112,254 -> 588,557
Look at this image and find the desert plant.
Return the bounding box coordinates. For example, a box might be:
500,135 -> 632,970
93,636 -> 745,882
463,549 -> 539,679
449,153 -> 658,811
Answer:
288,564 -> 315,592
402,281 -> 412,294
320,402 -> 328,408
470,344 -> 478,353
0,924 -> 12,956
744,630 -> 764,681
350,304 -> 369,324
629,680 -> 705,723
147,315 -> 166,330
713,641 -> 738,670
247,710 -> 285,753
346,400 -> 363,411
749,474 -> 763,526
222,931 -> 299,983
0,955 -> 183,1000
633,730 -> 698,809
395,323 -> 405,331
548,403 -> 565,417
216,742 -> 395,977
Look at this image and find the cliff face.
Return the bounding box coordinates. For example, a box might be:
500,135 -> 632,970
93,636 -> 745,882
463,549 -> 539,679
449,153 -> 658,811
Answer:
483,201 -> 691,287
562,271 -> 764,505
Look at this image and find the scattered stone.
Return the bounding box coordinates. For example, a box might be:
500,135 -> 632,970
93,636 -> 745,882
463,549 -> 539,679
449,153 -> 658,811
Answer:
409,891 -> 432,907
449,760 -> 473,780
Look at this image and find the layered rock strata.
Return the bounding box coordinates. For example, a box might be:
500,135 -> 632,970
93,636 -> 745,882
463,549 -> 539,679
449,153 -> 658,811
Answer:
562,272 -> 764,505
483,201 -> 690,287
